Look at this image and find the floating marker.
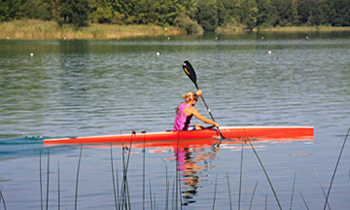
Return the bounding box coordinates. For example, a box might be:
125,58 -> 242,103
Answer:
30,53 -> 34,57
268,51 -> 271,54
156,52 -> 160,56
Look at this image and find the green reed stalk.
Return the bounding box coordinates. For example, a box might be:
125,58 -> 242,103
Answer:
297,185 -> 309,210
75,146 -> 83,210
143,134 -> 146,210
120,141 -> 132,210
126,141 -> 132,210
249,181 -> 259,210
315,168 -> 331,210
226,167 -> 233,210
212,173 -> 218,210
249,142 -> 281,210
153,193 -> 156,210
110,144 -> 118,210
116,162 -> 120,210
149,180 -> 153,210
0,188 -> 7,210
121,146 -> 126,209
324,126 -> 350,210
58,162 -> 60,210
165,165 -> 169,210
39,150 -> 43,210
46,149 -> 50,210
172,179 -> 175,210
290,169 -> 297,210
239,143 -> 244,210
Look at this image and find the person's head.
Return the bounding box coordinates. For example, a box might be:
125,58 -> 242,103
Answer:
183,91 -> 199,105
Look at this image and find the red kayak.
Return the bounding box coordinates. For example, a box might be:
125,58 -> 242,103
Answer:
43,126 -> 314,145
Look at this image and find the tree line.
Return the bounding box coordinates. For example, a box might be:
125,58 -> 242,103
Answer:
1,0 -> 350,33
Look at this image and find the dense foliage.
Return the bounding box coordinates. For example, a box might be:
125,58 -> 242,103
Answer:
1,0 -> 350,31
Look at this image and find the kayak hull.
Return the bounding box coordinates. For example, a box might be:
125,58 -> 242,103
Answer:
43,126 -> 314,145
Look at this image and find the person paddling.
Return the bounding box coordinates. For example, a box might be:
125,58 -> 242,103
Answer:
173,90 -> 219,131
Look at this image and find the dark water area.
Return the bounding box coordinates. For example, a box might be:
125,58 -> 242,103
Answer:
1,31 -> 350,209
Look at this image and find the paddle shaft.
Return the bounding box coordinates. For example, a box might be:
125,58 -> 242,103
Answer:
182,60 -> 224,139
194,84 -> 217,123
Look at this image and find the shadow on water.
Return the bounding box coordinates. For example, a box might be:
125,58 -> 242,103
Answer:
0,136 -> 79,159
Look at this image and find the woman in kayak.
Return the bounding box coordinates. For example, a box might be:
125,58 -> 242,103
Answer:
173,90 -> 219,131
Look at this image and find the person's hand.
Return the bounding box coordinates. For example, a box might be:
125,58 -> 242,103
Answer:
196,89 -> 203,97
214,122 -> 219,128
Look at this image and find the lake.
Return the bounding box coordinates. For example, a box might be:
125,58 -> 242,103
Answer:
1,31 -> 350,209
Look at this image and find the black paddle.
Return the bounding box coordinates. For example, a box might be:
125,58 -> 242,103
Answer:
182,60 -> 225,140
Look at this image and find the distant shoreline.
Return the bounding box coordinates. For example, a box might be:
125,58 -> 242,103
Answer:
0,19 -> 185,40
1,19 -> 350,40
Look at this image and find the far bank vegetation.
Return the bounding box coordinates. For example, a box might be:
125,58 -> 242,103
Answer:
1,0 -> 350,38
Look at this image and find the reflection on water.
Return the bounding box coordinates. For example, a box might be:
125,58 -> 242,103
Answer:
175,147 -> 218,206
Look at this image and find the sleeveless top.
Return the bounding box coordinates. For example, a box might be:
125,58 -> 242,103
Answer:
173,103 -> 193,131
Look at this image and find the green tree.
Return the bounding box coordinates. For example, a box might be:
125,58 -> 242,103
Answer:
196,0 -> 219,31
255,0 -> 273,28
21,0 -> 54,20
217,0 -> 240,27
241,0 -> 258,30
113,0 -> 137,24
134,0 -> 159,24
0,0 -> 9,21
89,0 -> 124,24
270,0 -> 294,27
0,0 -> 23,20
156,0 -> 182,25
322,0 -> 350,26
58,0 -> 89,27
298,0 -> 321,26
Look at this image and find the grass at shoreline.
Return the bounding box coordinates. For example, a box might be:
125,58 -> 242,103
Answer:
0,19 -> 184,39
1,19 -> 350,39
259,26 -> 350,32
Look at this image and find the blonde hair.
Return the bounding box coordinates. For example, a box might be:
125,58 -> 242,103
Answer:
182,91 -> 199,103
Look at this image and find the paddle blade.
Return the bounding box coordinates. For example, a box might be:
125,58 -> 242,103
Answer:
182,60 -> 198,89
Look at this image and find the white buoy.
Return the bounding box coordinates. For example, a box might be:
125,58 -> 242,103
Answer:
156,52 -> 160,56
261,37 -> 264,39
306,36 -> 309,39
168,37 -> 170,40
30,53 -> 34,57
268,51 -> 271,54
64,37 -> 66,40
7,37 -> 9,39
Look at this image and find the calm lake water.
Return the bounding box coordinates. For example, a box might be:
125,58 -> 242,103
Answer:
1,31 -> 350,209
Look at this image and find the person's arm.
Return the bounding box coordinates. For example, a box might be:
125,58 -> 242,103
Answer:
188,107 -> 219,127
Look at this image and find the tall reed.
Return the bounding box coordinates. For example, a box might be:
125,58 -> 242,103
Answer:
110,144 -> 118,210
249,181 -> 259,210
74,146 -> 83,210
0,188 -> 7,210
324,126 -> 350,209
249,141 -> 282,210
39,150 -> 43,210
226,167 -> 233,210
46,149 -> 50,210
